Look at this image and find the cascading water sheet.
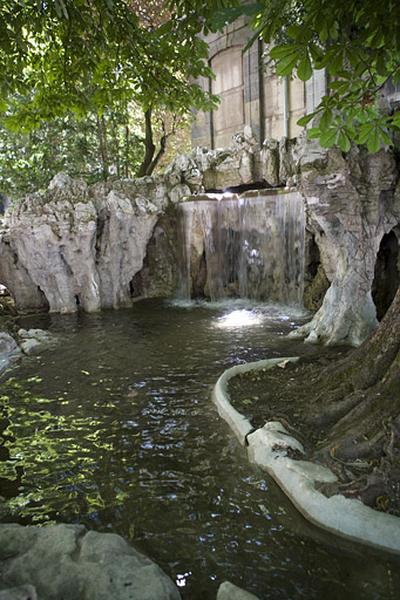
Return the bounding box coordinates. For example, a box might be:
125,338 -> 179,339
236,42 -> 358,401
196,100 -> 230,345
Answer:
177,190 -> 305,305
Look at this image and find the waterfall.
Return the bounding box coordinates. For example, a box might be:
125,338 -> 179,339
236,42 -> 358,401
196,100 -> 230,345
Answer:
177,190 -> 305,305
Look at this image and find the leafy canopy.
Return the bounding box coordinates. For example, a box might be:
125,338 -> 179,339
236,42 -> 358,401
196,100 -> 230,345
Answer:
173,0 -> 400,153
0,0 -> 216,129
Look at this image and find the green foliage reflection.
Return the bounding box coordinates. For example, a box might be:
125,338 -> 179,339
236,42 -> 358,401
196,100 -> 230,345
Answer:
0,377 -> 128,524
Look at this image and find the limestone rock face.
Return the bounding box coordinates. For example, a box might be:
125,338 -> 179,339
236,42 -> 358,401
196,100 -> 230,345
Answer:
130,214 -> 178,299
0,174 -> 164,313
0,523 -> 180,600
294,137 -> 400,345
260,139 -> 279,187
1,134 -> 399,346
167,131 -> 260,192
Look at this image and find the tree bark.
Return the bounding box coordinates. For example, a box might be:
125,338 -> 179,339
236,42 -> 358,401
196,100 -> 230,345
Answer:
137,108 -> 156,178
124,124 -> 130,178
145,122 -> 168,176
299,287 -> 400,509
96,114 -> 109,180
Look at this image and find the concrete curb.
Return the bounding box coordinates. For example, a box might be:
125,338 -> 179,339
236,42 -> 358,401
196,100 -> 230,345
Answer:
212,357 -> 299,446
212,357 -> 400,555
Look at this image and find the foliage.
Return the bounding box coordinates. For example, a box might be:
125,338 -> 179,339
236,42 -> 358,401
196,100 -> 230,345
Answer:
0,108 -> 133,196
174,0 -> 400,153
0,105 -> 192,198
0,1 -> 214,120
0,1 -> 215,184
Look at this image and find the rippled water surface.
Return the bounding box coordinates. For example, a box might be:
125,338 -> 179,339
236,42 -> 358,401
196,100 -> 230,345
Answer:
1,300 -> 399,599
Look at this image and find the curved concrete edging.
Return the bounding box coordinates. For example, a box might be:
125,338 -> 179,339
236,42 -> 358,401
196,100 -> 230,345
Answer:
212,357 -> 400,555
212,357 -> 299,446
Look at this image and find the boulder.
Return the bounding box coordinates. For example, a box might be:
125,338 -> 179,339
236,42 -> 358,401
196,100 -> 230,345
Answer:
17,328 -> 54,355
0,585 -> 37,600
0,331 -> 21,374
0,523 -> 180,600
217,581 -> 260,600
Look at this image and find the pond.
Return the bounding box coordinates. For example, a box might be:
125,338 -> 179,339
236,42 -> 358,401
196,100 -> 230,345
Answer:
1,299 -> 399,599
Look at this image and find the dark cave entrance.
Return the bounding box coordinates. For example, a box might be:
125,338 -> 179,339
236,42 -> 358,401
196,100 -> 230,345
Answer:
372,230 -> 400,321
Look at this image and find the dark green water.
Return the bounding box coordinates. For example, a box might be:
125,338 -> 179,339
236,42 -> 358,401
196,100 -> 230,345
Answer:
0,300 -> 399,599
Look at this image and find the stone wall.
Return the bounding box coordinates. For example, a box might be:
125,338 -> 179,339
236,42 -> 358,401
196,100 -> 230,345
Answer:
192,18 -> 327,149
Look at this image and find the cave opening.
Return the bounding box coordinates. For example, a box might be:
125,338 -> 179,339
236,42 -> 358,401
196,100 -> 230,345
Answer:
37,286 -> 50,313
303,233 -> 330,311
372,229 -> 400,320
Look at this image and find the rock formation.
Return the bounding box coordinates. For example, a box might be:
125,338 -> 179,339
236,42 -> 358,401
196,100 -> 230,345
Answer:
0,331 -> 20,374
0,130 -> 399,346
294,138 -> 400,345
0,523 -> 180,600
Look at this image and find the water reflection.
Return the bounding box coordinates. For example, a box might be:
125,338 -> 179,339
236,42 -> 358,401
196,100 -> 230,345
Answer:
0,300 -> 399,599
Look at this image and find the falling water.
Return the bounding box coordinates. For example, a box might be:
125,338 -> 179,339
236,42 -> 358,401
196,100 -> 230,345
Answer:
177,190 -> 305,305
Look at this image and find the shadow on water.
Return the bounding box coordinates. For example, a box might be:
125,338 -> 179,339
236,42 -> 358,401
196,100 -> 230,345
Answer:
0,299 -> 399,599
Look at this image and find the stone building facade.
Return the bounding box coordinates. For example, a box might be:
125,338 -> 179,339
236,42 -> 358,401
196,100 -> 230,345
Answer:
191,17 -> 326,148
192,18 -> 400,150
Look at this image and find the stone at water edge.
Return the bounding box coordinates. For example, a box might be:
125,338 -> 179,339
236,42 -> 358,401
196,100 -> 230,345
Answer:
17,328 -> 54,355
0,331 -> 21,374
0,585 -> 37,600
217,581 -> 260,600
0,523 -> 180,600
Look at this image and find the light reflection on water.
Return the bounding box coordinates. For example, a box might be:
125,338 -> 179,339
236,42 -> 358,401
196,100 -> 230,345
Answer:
0,299 -> 399,599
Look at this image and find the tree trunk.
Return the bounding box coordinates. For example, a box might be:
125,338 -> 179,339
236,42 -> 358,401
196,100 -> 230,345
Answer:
96,114 -> 109,180
124,124 -> 130,178
137,108 -> 155,178
299,287 -> 400,510
146,127 -> 168,176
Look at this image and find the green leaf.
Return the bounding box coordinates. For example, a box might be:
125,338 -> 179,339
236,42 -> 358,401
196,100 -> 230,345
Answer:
319,109 -> 333,131
367,128 -> 381,153
297,112 -> 316,127
287,25 -> 301,40
276,54 -> 298,76
378,127 -> 392,146
307,127 -> 321,139
391,112 -> 400,128
320,127 -> 337,147
358,122 -> 374,144
297,54 -> 313,81
338,130 -> 351,152
319,21 -> 329,43
270,45 -> 298,60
